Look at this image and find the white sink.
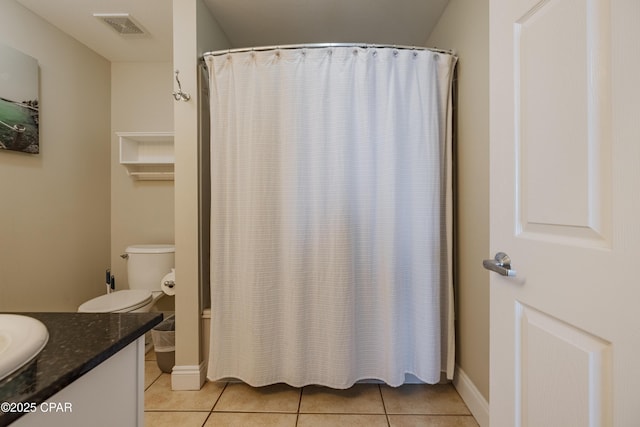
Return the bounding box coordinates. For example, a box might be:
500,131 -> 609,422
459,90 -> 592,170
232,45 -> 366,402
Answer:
0,314 -> 49,381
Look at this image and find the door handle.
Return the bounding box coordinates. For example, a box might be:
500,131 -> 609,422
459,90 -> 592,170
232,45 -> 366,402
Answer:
483,252 -> 516,277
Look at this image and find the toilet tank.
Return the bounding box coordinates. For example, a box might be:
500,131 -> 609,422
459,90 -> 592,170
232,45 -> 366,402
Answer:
124,244 -> 175,291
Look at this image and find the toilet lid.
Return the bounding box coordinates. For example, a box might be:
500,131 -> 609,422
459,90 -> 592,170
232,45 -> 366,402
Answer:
78,290 -> 152,313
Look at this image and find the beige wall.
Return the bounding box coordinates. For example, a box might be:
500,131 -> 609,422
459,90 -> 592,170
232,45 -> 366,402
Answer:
0,1 -> 111,312
173,0 -> 230,386
427,0 -> 491,401
110,61 -> 175,311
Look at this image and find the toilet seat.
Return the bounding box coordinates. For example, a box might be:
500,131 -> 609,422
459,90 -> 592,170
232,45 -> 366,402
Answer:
78,290 -> 153,313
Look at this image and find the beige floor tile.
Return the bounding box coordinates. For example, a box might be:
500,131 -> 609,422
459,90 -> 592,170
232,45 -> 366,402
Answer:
213,382 -> 301,413
300,384 -> 385,414
388,415 -> 480,427
144,411 -> 209,427
145,361 -> 163,389
297,414 -> 389,427
145,348 -> 157,361
389,415 -> 479,427
205,412 -> 298,427
381,384 -> 470,415
145,374 -> 226,411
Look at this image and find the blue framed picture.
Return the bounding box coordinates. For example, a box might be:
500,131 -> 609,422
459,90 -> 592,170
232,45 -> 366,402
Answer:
0,43 -> 39,154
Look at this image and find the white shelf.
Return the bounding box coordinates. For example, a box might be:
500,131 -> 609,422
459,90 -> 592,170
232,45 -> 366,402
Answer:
118,132 -> 174,180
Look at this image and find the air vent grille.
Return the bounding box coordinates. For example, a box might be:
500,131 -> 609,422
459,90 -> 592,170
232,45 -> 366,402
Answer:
94,13 -> 146,36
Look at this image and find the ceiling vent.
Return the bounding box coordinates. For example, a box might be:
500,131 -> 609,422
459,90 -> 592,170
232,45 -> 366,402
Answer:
94,13 -> 147,36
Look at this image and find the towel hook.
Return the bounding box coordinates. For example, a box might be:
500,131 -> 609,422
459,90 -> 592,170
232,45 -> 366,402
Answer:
172,69 -> 191,101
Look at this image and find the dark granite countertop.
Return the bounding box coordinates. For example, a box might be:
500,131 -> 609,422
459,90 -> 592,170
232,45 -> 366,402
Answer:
0,312 -> 163,426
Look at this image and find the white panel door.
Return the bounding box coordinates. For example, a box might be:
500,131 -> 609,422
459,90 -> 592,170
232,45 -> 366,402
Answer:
489,0 -> 640,426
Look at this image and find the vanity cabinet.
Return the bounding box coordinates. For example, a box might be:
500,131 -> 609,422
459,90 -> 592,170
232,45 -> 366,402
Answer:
13,338 -> 145,427
0,312 -> 161,427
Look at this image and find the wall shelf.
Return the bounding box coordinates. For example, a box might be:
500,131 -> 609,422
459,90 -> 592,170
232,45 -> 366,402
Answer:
118,132 -> 174,180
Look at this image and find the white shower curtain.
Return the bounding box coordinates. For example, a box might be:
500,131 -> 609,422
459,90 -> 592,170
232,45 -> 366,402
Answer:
205,46 -> 456,388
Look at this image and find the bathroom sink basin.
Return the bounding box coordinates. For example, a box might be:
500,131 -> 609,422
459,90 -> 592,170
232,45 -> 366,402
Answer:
0,314 -> 49,381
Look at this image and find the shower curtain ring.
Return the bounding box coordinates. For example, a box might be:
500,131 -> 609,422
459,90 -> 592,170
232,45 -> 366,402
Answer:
172,69 -> 191,102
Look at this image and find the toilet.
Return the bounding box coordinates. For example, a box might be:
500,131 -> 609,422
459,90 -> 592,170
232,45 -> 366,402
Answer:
78,244 -> 175,313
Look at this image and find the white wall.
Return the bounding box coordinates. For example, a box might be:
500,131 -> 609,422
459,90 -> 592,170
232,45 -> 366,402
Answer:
0,0 -> 111,311
427,0 -> 490,403
110,61 -> 175,311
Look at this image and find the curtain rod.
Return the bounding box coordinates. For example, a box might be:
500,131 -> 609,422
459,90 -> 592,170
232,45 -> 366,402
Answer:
202,43 -> 456,58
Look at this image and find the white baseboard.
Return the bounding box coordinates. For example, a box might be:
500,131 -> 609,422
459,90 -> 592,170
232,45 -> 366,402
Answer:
171,362 -> 207,390
453,365 -> 489,427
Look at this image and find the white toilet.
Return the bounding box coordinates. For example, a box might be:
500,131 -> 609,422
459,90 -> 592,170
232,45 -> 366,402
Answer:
78,244 -> 175,313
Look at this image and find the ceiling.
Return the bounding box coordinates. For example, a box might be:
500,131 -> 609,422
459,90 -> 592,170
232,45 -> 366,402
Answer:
16,0 -> 174,62
202,0 -> 450,53
16,0 -> 449,62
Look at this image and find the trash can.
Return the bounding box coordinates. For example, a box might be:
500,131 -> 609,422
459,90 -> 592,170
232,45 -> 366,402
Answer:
151,314 -> 175,373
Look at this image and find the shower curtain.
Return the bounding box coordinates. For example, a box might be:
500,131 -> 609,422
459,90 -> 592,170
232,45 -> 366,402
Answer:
205,46 -> 457,388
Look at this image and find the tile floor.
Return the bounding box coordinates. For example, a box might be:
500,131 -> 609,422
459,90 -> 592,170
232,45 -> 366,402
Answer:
144,351 -> 479,427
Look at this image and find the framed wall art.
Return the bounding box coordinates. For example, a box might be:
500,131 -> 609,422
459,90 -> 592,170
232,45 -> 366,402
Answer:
0,43 -> 39,154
